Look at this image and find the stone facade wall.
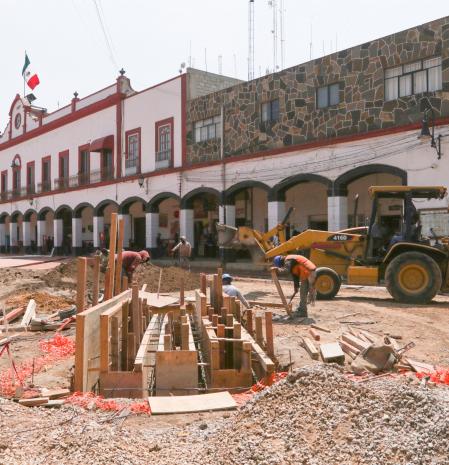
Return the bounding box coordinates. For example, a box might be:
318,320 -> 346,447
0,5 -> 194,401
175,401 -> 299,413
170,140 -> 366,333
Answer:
186,16 -> 449,165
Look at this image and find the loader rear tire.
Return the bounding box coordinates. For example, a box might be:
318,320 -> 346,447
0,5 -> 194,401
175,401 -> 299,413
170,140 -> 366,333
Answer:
385,252 -> 442,304
315,267 -> 341,300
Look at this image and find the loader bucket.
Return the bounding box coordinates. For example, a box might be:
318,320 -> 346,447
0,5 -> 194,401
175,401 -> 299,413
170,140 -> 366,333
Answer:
217,224 -> 238,247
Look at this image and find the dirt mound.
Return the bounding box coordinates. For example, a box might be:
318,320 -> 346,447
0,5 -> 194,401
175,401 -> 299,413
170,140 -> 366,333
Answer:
133,264 -> 201,293
5,292 -> 73,313
43,260 -> 201,294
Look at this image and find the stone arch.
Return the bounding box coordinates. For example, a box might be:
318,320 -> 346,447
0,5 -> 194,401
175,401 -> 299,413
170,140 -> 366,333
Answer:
119,196 -> 146,214
94,200 -> 119,217
38,207 -> 54,221
10,210 -> 22,222
74,202 -> 94,219
225,181 -> 271,204
55,204 -> 73,220
0,213 -> 9,224
181,187 -> 221,209
23,209 -> 37,222
146,192 -> 180,213
269,174 -> 332,201
332,164 -> 407,196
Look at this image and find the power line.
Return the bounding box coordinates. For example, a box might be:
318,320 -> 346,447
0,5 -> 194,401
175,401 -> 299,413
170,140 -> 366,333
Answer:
91,0 -> 119,70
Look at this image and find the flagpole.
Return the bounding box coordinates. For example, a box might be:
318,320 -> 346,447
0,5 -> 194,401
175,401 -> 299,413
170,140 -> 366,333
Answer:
23,50 -> 26,98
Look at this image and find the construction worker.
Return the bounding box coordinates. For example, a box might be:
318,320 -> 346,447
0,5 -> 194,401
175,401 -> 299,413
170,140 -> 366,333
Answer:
222,273 -> 250,309
171,236 -> 192,269
121,250 -> 150,282
97,249 -> 150,282
272,254 -> 317,317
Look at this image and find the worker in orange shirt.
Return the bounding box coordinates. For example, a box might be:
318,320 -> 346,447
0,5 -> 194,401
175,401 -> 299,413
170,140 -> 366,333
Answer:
272,254 -> 317,317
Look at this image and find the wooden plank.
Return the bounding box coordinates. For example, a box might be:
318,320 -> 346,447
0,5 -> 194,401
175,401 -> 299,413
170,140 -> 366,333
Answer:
121,300 -> 129,370
339,341 -> 359,359
74,289 -> 131,392
271,268 -> 292,315
139,292 -> 179,308
92,254 -> 100,307
404,358 -> 435,373
100,371 -> 145,398
76,257 -> 87,313
200,273 -> 207,295
122,275 -> 128,291
149,391 -> 237,415
40,388 -> 70,399
255,315 -> 263,346
320,342 -> 345,364
110,316 -> 119,370
114,218 -> 125,296
21,299 -> 36,327
19,397 -> 49,407
302,337 -> 319,360
106,212 -> 118,300
247,300 -> 288,309
342,333 -> 371,352
131,283 -> 141,339
240,326 -> 274,376
0,306 -> 25,325
265,311 -> 274,358
216,268 -> 223,311
246,309 -> 253,335
180,276 -> 185,306
311,323 -> 331,333
127,333 -> 136,369
155,350 -> 198,396
103,268 -> 111,303
181,323 -> 189,350
309,328 -> 320,341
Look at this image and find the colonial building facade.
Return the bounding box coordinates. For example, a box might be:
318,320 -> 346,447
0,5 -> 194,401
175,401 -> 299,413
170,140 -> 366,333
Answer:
1,16 -> 448,256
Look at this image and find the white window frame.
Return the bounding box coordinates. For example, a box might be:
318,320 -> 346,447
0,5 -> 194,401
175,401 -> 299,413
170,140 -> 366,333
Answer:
316,83 -> 340,109
194,115 -> 221,143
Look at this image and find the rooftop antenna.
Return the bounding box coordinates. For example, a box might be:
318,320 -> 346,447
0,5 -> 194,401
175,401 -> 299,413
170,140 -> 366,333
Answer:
233,53 -> 237,77
279,0 -> 285,69
335,33 -> 338,53
268,0 -> 278,72
218,55 -> 223,75
204,48 -> 208,72
248,0 -> 255,80
189,40 -> 192,67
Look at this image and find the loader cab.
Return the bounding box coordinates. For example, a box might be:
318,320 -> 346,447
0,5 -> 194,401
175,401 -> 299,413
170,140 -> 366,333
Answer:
364,186 -> 447,263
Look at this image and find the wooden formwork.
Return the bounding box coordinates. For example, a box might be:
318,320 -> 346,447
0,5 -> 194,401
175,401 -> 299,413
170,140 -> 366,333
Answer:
155,313 -> 198,396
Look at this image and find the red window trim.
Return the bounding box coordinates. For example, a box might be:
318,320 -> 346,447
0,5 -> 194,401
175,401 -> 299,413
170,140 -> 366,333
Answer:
26,161 -> 35,188
125,127 -> 141,174
1,170 -> 7,193
41,155 -> 51,189
58,150 -> 69,178
155,117 -> 174,168
100,141 -> 115,180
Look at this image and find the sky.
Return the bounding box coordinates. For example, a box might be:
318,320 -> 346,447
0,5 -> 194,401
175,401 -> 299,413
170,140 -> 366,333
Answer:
0,0 -> 448,130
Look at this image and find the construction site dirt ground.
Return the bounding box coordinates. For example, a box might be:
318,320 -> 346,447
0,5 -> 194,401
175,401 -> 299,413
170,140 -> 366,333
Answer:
1,259 -> 449,464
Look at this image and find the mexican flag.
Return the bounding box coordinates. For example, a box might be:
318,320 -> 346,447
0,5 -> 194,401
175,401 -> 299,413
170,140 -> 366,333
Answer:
22,53 -> 40,90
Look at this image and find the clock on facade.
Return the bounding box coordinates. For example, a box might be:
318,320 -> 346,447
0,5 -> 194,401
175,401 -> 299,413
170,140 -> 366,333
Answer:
14,113 -> 22,129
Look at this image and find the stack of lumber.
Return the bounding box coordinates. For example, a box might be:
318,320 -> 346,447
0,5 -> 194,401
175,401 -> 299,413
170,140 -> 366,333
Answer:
17,388 -> 70,408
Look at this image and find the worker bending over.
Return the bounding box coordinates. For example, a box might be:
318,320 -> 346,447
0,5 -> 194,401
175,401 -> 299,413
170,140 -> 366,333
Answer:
98,249 -> 150,283
222,273 -> 250,309
273,254 -> 317,317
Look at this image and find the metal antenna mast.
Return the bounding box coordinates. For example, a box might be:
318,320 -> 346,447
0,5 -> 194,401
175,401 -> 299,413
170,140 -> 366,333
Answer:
279,0 -> 285,69
248,0 -> 255,80
269,0 -> 278,72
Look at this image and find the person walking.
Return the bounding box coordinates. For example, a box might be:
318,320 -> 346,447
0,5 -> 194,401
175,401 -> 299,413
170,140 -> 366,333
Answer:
171,236 -> 192,269
272,254 -> 317,317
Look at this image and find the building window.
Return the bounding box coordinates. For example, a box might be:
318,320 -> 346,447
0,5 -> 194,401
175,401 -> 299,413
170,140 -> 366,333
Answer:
126,132 -> 140,174
194,115 -> 221,142
78,147 -> 90,185
155,119 -> 173,169
1,171 -> 7,200
12,167 -> 21,194
385,57 -> 442,101
58,151 -> 69,190
41,157 -> 51,192
26,162 -> 35,195
261,99 -> 280,123
317,83 -> 340,109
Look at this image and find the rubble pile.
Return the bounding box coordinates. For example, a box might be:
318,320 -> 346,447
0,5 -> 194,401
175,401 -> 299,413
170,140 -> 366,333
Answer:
1,365 -> 448,465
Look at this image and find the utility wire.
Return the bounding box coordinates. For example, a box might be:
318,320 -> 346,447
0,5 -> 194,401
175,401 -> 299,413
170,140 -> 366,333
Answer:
91,0 -> 119,70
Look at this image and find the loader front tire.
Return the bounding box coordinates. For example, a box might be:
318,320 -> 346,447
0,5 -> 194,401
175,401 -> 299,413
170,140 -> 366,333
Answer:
315,267 -> 341,300
385,252 -> 442,304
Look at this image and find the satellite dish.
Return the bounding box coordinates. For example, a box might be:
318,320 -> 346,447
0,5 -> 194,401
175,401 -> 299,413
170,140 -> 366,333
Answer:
180,62 -> 186,69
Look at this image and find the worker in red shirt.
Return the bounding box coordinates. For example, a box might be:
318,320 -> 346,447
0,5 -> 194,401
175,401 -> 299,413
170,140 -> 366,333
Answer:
273,254 -> 317,317
121,250 -> 150,282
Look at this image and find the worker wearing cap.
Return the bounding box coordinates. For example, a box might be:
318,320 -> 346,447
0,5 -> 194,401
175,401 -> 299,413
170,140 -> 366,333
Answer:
222,273 -> 250,309
272,254 -> 317,317
171,236 -> 192,269
121,250 -> 150,282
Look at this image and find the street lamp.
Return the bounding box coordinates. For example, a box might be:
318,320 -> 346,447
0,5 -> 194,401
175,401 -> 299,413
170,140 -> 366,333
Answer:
138,175 -> 144,188
419,106 -> 446,160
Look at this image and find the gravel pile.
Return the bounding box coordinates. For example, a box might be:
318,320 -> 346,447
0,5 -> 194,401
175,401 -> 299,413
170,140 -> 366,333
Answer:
1,365 -> 448,465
